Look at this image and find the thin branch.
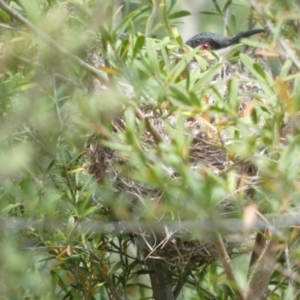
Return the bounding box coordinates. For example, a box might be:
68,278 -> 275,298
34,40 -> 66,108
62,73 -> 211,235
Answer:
0,0 -> 109,84
52,74 -> 64,127
214,233 -> 246,300
133,103 -> 166,145
245,235 -> 277,300
146,0 -> 161,37
4,213 -> 300,237
262,266 -> 300,300
173,265 -> 191,299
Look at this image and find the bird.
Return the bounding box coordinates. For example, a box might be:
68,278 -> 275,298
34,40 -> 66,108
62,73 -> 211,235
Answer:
182,28 -> 267,111
186,29 -> 282,296
185,28 -> 266,51
182,28 -> 266,75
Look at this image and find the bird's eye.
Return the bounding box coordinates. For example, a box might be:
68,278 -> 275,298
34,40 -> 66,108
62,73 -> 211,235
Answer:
200,43 -> 211,50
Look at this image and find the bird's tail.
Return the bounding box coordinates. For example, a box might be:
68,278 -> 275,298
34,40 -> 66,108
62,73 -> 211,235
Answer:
227,28 -> 266,47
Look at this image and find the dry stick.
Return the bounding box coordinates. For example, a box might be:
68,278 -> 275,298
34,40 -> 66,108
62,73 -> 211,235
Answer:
0,0 -> 109,85
133,104 -> 166,145
213,233 -> 246,300
245,237 -> 277,300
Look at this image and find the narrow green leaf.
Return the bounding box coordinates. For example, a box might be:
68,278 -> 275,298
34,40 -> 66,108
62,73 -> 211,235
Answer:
212,0 -> 223,16
169,86 -> 193,106
253,63 -> 267,80
167,0 -> 177,14
228,77 -> 239,111
115,10 -> 140,33
279,59 -> 292,78
145,38 -> 160,74
223,0 -> 232,13
175,35 -> 184,47
192,63 -> 223,91
240,54 -> 264,81
169,10 -> 191,19
133,35 -> 145,59
199,11 -> 219,16
111,261 -> 123,274
230,14 -> 236,33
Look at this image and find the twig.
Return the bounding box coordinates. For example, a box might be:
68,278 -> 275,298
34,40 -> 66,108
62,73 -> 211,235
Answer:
245,235 -> 277,300
0,22 -> 21,31
4,213 -> 300,236
52,74 -> 63,127
213,233 -> 246,300
146,0 -> 161,37
262,266 -> 300,300
173,265 -> 191,299
0,0 -> 109,84
133,103 -> 166,145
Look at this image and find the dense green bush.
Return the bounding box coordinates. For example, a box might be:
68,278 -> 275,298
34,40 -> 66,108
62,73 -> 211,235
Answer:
1,0 -> 300,299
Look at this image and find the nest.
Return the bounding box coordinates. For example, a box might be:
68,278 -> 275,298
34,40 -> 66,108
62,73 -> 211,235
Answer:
87,50 -> 264,270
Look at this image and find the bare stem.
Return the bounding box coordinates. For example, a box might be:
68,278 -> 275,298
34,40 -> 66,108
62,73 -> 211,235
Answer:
214,233 -> 246,300
146,0 -> 161,37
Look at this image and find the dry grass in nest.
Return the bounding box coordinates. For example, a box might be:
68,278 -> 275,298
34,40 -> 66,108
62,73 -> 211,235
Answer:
87,53 -> 264,269
88,113 -> 258,269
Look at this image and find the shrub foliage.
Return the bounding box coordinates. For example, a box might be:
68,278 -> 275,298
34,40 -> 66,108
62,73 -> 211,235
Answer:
1,0 -> 300,299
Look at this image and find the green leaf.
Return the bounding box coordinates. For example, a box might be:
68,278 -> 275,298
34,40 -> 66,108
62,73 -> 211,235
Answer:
1,203 -> 22,215
192,62 -> 223,91
166,50 -> 197,82
169,10 -> 191,19
228,77 -> 239,112
212,0 -> 223,16
279,59 -> 292,78
199,11 -> 219,16
133,35 -> 145,59
127,282 -> 152,289
253,63 -> 267,80
230,14 -> 236,33
111,261 -> 123,274
0,10 -> 10,21
167,0 -> 177,14
169,85 -> 193,106
145,38 -> 160,74
115,10 -> 140,33
223,0 -> 233,13
65,253 -> 86,263
240,54 -> 267,82
175,35 -> 184,47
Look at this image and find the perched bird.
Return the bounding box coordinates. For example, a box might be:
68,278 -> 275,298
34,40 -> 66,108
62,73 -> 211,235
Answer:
186,29 -> 282,298
183,28 -> 267,109
186,29 -> 266,51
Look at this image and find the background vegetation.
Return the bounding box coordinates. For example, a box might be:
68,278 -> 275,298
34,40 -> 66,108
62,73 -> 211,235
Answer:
1,0 -> 300,299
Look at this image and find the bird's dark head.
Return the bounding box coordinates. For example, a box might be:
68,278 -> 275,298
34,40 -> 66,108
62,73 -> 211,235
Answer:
186,29 -> 266,51
186,32 -> 231,50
